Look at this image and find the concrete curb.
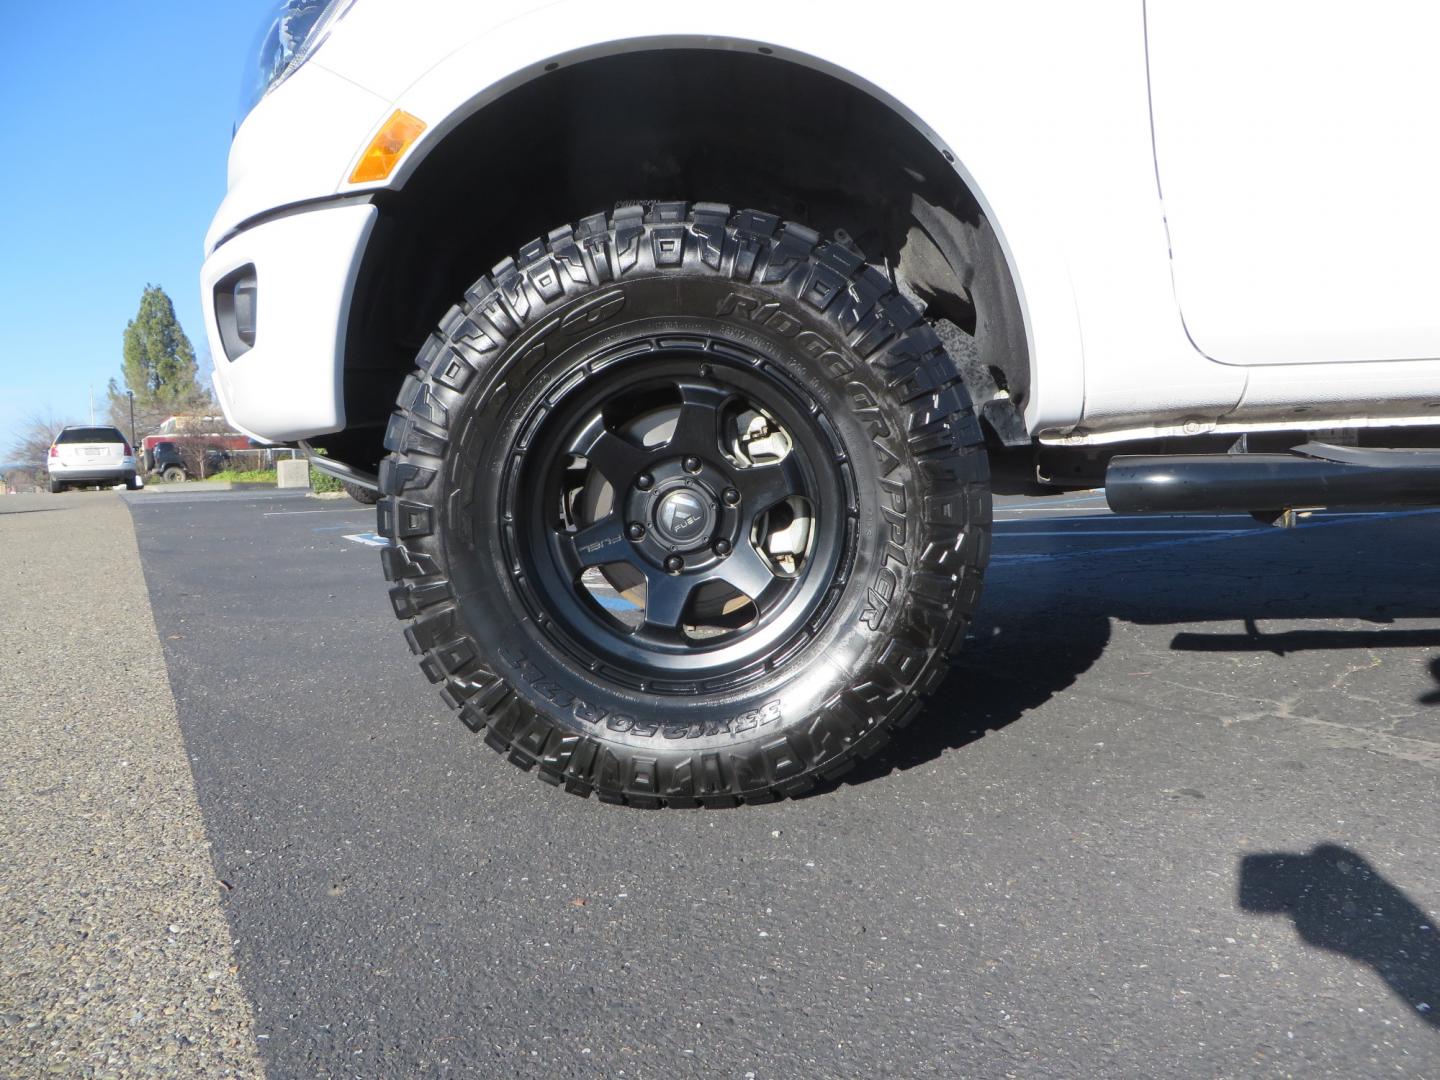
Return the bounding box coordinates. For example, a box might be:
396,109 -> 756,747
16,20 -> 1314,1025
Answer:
0,494 -> 265,1077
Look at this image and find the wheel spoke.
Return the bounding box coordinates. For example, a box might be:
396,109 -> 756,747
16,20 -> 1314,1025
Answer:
568,415 -> 649,488
666,381 -> 727,457
733,456 -> 805,514
643,570 -> 695,631
559,514 -> 629,570
712,541 -> 780,601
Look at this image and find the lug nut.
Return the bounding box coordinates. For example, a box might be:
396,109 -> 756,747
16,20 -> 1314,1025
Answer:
713,538 -> 732,557
683,456 -> 702,473
664,554 -> 684,573
626,522 -> 645,541
722,487 -> 740,506
636,473 -> 654,490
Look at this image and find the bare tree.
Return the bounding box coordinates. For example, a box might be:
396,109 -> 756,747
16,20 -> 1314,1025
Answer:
5,409 -> 74,473
171,437 -> 223,480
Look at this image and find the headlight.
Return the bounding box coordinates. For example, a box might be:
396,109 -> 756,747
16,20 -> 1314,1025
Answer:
238,0 -> 358,127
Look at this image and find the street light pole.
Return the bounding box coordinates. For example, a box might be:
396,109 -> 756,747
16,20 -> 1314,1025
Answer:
127,391 -> 136,449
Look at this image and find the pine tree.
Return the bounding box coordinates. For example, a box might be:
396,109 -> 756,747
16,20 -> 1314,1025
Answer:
108,285 -> 213,439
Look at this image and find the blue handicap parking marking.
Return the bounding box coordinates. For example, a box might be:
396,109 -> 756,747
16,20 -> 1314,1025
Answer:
595,593 -> 640,612
343,532 -> 389,548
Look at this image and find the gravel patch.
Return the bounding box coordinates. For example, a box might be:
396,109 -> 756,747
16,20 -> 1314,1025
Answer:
0,492 -> 262,1077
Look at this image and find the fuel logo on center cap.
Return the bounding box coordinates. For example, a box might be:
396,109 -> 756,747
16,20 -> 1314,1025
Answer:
654,489 -> 712,546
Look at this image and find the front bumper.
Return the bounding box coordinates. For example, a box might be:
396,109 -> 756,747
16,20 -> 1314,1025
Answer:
201,202 -> 377,444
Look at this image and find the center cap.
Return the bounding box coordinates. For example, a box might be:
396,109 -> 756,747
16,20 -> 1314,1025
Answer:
653,488 -> 713,547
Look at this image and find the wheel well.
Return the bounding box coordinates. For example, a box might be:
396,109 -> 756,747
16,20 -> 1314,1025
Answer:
323,48 -> 1030,471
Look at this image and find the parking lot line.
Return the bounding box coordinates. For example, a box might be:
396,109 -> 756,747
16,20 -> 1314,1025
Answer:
262,507 -> 373,516
343,532 -> 388,547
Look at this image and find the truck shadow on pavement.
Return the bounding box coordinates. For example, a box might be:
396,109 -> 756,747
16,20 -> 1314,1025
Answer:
841,511 -> 1440,784
1239,844 -> 1440,1031
1172,619 -> 1440,706
1424,659 -> 1440,705
841,609 -> 1113,783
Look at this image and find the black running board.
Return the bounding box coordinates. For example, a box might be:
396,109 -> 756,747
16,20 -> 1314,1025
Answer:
1105,443 -> 1440,515
298,441 -> 379,492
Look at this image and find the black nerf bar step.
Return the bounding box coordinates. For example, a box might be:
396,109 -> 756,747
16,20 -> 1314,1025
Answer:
1105,442 -> 1440,514
299,441 -> 379,492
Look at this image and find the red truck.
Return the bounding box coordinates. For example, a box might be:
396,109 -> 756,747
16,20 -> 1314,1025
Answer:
140,416 -> 264,480
140,415 -> 253,460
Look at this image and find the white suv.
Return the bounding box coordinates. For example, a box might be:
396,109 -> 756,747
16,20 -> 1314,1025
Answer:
48,426 -> 139,493
201,1 -> 1440,806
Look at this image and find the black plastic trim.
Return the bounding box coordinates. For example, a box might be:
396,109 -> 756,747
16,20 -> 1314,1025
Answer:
213,264 -> 257,362
210,191 -> 383,253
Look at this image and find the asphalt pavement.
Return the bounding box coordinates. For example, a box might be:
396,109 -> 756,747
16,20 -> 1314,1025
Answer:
17,487 -> 1440,1077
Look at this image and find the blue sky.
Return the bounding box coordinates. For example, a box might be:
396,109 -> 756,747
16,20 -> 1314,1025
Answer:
0,1 -> 274,449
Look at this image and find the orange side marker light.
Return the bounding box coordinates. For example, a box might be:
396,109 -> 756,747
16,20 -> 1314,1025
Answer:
349,110 -> 427,183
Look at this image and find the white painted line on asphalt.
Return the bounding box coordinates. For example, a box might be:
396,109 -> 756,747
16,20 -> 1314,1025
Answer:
995,492 -> 1106,507
344,532 -> 389,548
264,508 -> 372,516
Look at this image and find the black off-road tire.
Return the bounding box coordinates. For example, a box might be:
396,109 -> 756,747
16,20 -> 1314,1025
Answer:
343,480 -> 380,505
378,203 -> 991,807
161,466 -> 186,483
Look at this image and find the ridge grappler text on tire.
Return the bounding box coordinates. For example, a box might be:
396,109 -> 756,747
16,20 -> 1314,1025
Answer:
378,202 -> 991,807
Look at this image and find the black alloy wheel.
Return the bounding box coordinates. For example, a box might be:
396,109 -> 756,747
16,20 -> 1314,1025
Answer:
513,355 -> 849,689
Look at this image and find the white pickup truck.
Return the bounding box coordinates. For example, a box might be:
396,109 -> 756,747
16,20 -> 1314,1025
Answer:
202,0 -> 1440,806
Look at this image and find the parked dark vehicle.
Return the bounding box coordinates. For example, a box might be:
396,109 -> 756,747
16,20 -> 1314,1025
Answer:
342,480 -> 380,505
147,440 -> 231,482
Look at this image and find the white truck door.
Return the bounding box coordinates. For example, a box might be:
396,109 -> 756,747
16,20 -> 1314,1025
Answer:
1145,1 -> 1440,366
